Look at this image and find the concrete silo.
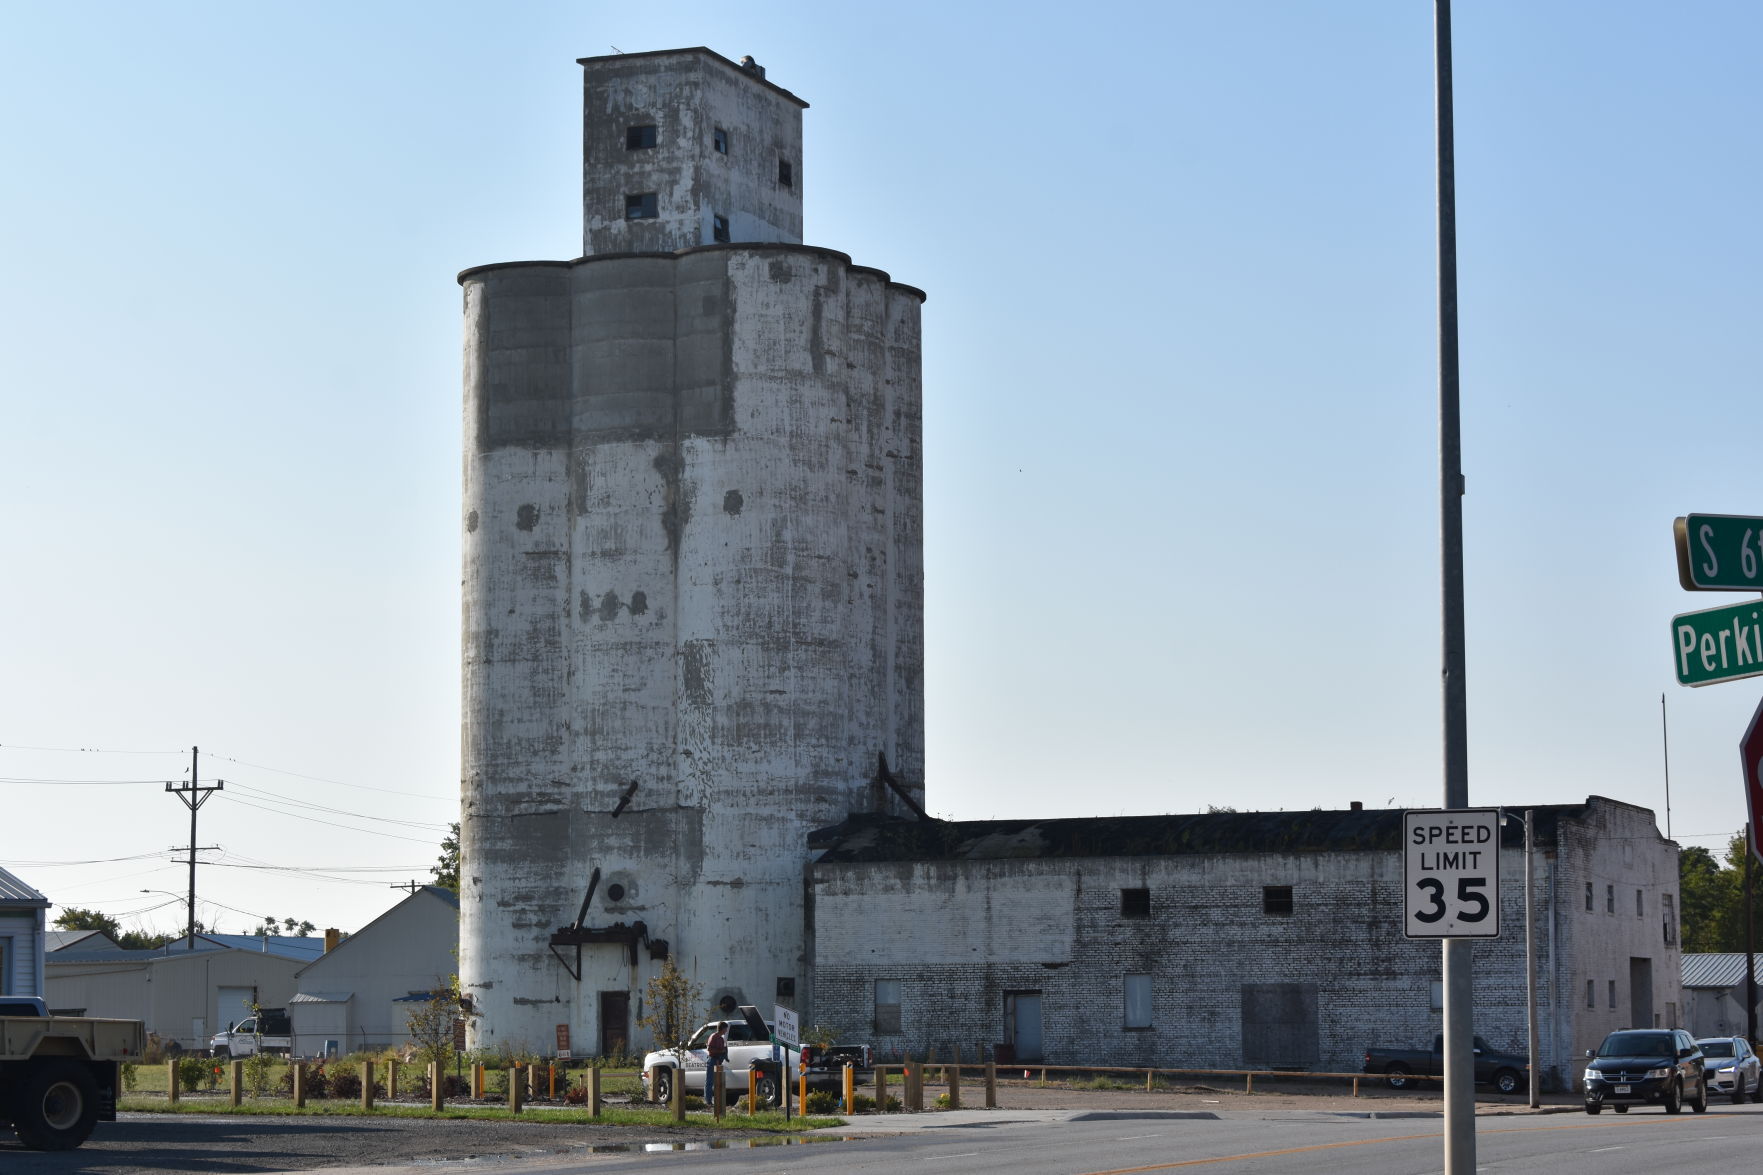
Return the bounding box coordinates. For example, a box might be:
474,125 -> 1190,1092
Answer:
458,48 -> 925,1053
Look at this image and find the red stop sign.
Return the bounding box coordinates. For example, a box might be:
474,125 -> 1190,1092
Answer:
1745,698 -> 1763,864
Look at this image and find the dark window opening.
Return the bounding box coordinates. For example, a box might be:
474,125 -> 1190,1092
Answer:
875,979 -> 901,1034
1120,887 -> 1150,918
625,193 -> 658,220
778,159 -> 793,188
1585,882 -> 1594,911
605,883 -> 626,903
713,127 -> 729,154
625,124 -> 657,150
712,214 -> 730,243
1263,885 -> 1294,916
775,976 -> 795,999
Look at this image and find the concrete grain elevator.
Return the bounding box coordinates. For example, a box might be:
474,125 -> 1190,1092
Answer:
458,48 -> 926,1053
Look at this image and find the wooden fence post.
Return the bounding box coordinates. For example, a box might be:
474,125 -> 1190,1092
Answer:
229,1060 -> 242,1107
430,1061 -> 443,1111
387,1061 -> 399,1101
361,1060 -> 375,1110
167,1059 -> 179,1104
948,1061 -> 961,1109
876,1065 -> 889,1112
985,1061 -> 996,1109
588,1064 -> 601,1118
713,1066 -> 726,1120
670,1067 -> 684,1122
293,1061 -> 306,1109
507,1066 -> 521,1113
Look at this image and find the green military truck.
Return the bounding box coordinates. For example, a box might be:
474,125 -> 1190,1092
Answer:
0,996 -> 144,1150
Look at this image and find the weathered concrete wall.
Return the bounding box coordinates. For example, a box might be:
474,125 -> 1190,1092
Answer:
460,244 -> 924,1052
580,49 -> 805,256
809,799 -> 1678,1090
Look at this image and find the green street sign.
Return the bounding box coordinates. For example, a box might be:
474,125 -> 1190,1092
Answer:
1672,599 -> 1763,687
1675,514 -> 1763,592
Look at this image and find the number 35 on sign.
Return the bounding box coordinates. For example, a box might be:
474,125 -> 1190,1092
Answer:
1403,809 -> 1502,939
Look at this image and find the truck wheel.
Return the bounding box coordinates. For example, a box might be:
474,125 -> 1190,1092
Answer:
1584,1099 -> 1602,1115
1663,1078 -> 1682,1114
653,1067 -> 673,1105
1492,1068 -> 1523,1096
753,1072 -> 779,1107
12,1059 -> 100,1151
1612,1104 -> 1628,1113
1383,1063 -> 1413,1090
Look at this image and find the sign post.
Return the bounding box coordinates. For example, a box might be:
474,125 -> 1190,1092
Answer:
1403,809 -> 1501,939
773,1005 -> 798,1121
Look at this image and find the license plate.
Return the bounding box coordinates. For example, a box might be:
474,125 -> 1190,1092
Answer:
1614,1084 -> 1632,1093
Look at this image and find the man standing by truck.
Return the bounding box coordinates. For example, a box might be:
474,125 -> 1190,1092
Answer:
706,1022 -> 729,1089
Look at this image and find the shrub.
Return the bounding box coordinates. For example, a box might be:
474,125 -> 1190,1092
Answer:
175,1054 -> 212,1092
120,1062 -> 138,1092
415,1073 -> 471,1099
278,1063 -> 331,1098
851,1094 -> 875,1113
563,1081 -> 597,1105
243,1051 -> 275,1097
803,1090 -> 839,1115
934,1093 -> 952,1109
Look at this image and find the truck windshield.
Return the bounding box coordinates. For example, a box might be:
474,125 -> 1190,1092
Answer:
1599,1032 -> 1673,1056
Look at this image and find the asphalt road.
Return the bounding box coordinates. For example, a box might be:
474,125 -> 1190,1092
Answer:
9,1093 -> 1763,1174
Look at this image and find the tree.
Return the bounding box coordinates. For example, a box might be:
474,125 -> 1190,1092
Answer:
53,907 -> 122,936
246,916 -> 315,937
405,975 -> 470,1070
636,956 -> 704,1058
431,823 -> 461,893
1677,831 -> 1763,953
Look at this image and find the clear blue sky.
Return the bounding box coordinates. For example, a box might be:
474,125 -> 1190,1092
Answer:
3,1 -> 1757,937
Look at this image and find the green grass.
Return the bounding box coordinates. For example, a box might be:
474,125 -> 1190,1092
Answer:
118,1098 -> 843,1131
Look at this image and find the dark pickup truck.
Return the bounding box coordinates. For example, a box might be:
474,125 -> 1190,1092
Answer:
1364,1035 -> 1528,1094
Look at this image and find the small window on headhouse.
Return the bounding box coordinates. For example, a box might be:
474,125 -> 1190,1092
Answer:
626,125 -> 657,150
1119,887 -> 1150,918
713,214 -> 730,243
1636,889 -> 1644,917
1606,885 -> 1615,914
625,193 -> 658,220
778,159 -> 793,188
1262,886 -> 1294,916
1585,882 -> 1594,911
775,976 -> 795,999
713,127 -> 729,154
874,979 -> 901,1034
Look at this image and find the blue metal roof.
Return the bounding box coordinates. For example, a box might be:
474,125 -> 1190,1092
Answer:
0,867 -> 49,907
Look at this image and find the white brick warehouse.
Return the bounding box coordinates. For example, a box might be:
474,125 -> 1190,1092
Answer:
807,797 -> 1679,1091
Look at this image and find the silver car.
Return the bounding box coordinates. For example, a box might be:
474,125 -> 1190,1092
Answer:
1694,1036 -> 1762,1103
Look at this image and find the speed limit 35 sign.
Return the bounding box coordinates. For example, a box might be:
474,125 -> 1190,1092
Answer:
1403,808 -> 1501,939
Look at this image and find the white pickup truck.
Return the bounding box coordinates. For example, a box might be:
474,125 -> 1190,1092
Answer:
0,995 -> 145,1150
208,1009 -> 292,1058
641,1005 -> 870,1105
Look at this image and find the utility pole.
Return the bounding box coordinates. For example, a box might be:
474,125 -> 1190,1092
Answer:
1434,2 -> 1475,1170
1747,824 -> 1757,1044
165,746 -> 224,951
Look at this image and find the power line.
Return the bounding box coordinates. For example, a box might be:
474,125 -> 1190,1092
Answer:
218,795 -> 439,845
204,749 -> 450,800
224,782 -> 449,830
0,743 -> 188,754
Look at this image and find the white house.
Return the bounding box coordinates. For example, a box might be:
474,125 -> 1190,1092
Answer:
0,867 -> 49,1000
290,886 -> 459,1056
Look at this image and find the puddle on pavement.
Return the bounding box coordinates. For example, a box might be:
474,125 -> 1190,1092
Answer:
588,1136 -> 854,1153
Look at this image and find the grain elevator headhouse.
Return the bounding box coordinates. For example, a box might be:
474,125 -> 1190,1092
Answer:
458,47 -> 926,1052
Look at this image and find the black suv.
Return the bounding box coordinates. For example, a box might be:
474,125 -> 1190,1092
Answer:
1584,1028 -> 1706,1114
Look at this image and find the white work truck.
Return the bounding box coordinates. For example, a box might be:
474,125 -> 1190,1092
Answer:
0,996 -> 145,1150
208,1008 -> 292,1058
641,1005 -> 870,1105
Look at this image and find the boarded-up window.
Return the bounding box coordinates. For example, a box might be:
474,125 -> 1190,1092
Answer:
1123,974 -> 1152,1029
1240,983 -> 1318,1068
1120,888 -> 1150,918
1262,886 -> 1293,916
875,979 -> 901,1035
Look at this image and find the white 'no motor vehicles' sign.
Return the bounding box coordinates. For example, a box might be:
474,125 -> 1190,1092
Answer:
1403,808 -> 1501,939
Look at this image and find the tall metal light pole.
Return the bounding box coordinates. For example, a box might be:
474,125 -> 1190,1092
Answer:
1434,1 -> 1475,1168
